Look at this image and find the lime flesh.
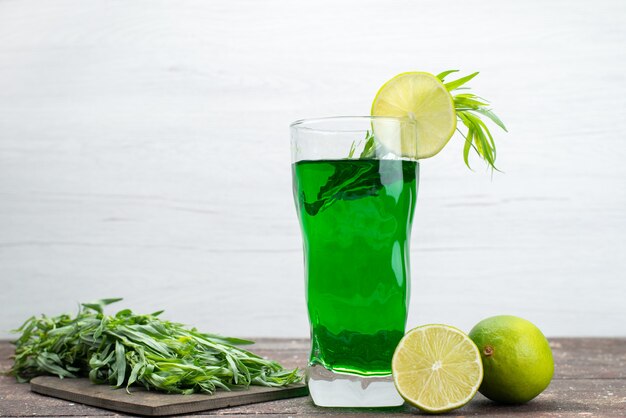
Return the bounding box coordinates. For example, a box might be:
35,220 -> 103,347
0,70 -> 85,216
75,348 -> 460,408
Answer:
392,324 -> 483,413
371,72 -> 456,159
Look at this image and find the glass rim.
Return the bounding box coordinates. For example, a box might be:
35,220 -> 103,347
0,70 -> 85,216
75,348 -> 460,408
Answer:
289,115 -> 417,131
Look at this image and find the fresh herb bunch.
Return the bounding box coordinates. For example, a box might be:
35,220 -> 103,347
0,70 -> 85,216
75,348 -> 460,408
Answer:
9,298 -> 301,394
436,70 -> 508,170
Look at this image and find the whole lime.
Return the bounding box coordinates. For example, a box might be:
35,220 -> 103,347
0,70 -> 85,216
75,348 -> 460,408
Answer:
468,315 -> 554,404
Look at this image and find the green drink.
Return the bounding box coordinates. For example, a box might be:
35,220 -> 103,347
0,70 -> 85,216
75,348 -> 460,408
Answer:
290,116 -> 419,407
293,159 -> 418,376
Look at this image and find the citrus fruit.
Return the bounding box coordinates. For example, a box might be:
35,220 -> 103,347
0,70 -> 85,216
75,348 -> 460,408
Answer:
392,324 -> 483,413
468,315 -> 554,404
371,72 -> 456,159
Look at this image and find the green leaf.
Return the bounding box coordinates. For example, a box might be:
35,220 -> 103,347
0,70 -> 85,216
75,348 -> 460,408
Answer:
359,130 -> 377,159
444,71 -> 479,91
127,362 -> 144,392
348,141 -> 356,158
81,298 -> 123,314
35,353 -> 76,378
471,107 -> 508,132
114,341 -> 126,387
454,95 -> 489,109
445,71 -> 506,171
436,69 -> 458,82
463,127 -> 474,169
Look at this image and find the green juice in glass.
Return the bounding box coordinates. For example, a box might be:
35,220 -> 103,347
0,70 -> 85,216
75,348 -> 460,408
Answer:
292,158 -> 419,376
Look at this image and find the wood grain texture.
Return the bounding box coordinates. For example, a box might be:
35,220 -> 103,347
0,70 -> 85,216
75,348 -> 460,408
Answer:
30,377 -> 308,416
2,339 -> 626,417
0,0 -> 626,339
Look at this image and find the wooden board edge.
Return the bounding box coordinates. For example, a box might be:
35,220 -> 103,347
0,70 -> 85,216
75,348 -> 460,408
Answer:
153,385 -> 310,416
30,378 -> 154,415
30,378 -> 309,416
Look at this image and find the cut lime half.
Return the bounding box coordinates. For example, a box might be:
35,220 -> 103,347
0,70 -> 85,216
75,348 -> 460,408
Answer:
392,324 -> 483,413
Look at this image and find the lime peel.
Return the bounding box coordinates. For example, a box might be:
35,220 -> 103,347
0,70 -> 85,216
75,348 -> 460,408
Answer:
469,315 -> 554,404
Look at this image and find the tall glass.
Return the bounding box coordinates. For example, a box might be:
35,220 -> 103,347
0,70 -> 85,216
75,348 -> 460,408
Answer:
290,117 -> 419,407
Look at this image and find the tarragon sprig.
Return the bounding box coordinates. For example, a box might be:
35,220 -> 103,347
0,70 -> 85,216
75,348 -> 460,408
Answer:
436,70 -> 507,171
348,129 -> 377,159
9,298 -> 302,394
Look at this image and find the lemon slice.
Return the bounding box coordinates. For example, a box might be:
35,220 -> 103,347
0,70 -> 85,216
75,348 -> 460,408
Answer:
371,72 -> 457,159
392,324 -> 483,413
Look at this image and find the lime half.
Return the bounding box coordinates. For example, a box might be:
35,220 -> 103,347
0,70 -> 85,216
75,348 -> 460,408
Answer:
371,72 -> 456,159
392,324 -> 483,413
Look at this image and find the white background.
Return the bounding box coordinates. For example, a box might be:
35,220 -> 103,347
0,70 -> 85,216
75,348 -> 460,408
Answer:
1,0 -> 625,338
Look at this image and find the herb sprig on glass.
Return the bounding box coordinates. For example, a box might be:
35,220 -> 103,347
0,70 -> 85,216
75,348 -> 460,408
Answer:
348,130 -> 377,159
353,70 -> 507,171
9,298 -> 301,394
436,70 -> 507,170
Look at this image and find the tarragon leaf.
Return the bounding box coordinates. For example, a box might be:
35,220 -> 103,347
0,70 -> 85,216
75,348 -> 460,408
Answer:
436,69 -> 459,82
444,71 -> 479,91
444,70 -> 507,170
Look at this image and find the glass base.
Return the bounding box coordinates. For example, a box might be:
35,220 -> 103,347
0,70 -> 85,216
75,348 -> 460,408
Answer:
306,365 -> 404,407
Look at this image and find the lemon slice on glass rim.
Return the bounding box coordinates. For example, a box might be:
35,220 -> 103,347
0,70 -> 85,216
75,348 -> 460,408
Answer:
371,72 -> 457,159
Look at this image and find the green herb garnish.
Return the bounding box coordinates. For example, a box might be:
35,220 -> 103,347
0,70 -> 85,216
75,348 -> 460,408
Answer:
359,130 -> 377,159
437,70 -> 508,170
9,298 -> 301,394
348,129 -> 377,159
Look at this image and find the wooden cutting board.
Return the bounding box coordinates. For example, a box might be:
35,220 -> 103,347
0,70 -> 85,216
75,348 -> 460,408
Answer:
30,376 -> 309,416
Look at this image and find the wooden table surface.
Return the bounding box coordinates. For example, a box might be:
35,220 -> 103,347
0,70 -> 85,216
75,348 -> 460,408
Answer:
1,338 -> 625,417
